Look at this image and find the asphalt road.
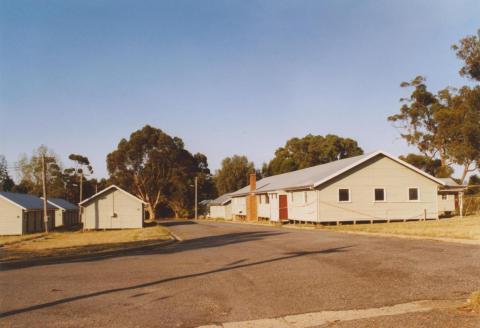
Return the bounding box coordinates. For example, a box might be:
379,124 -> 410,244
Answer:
1,221 -> 479,327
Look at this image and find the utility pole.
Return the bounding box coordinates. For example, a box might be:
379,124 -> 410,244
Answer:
194,176 -> 198,220
79,171 -> 83,228
41,154 -> 49,233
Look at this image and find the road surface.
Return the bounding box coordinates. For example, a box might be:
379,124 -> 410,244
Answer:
1,220 -> 479,327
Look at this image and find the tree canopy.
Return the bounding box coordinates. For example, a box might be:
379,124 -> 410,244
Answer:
0,155 -> 14,192
214,155 -> 256,195
107,125 -> 215,218
262,134 -> 364,177
15,145 -> 65,197
399,153 -> 452,177
452,29 -> 480,81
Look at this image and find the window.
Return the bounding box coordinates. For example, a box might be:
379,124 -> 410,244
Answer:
291,193 -> 294,202
374,188 -> 385,201
338,189 -> 350,202
304,192 -> 308,204
258,195 -> 262,204
265,194 -> 270,204
442,194 -> 448,200
408,188 -> 419,201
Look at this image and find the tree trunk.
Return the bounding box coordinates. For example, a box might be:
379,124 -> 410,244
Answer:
146,203 -> 156,220
459,164 -> 470,185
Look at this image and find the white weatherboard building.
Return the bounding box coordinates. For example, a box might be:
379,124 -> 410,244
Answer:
80,185 -> 146,230
45,197 -> 79,228
230,151 -> 451,223
208,193 -> 232,220
437,178 -> 467,216
0,192 -> 55,235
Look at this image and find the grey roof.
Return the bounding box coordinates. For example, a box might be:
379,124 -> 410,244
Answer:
438,178 -> 460,187
229,151 -> 445,197
210,193 -> 232,206
47,198 -> 78,210
438,177 -> 467,190
0,192 -> 55,210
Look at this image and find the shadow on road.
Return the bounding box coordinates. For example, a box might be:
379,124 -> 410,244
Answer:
0,230 -> 286,271
0,245 -> 352,318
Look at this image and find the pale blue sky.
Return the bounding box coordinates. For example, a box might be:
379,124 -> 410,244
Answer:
1,0 -> 478,179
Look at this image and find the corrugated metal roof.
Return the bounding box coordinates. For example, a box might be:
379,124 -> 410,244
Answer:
229,151 -> 445,197
47,198 -> 78,210
438,177 -> 459,187
210,193 -> 232,206
229,153 -> 372,196
0,192 -> 55,210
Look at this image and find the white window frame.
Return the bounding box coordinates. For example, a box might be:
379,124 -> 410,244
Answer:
338,188 -> 351,203
408,187 -> 420,202
373,188 -> 386,202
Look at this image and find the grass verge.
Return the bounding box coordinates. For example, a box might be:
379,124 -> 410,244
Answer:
324,216 -> 480,240
0,223 -> 171,262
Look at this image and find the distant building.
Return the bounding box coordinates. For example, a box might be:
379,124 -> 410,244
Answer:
0,192 -> 55,235
229,151 -> 448,223
79,185 -> 146,230
208,193 -> 232,220
45,197 -> 79,228
437,178 -> 467,216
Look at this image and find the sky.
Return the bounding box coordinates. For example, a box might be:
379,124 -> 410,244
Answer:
1,0 -> 479,180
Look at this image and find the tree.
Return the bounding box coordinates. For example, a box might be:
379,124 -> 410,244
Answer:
452,29 -> 480,81
68,154 -> 93,203
0,155 -> 15,191
214,155 -> 256,195
467,174 -> 480,195
399,153 -> 452,177
438,86 -> 480,182
107,125 -> 214,219
262,134 -> 364,176
16,145 -> 64,197
389,78 -> 479,183
388,76 -> 448,164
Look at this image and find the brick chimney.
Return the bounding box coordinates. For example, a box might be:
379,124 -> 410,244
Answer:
247,173 -> 257,221
249,173 -> 256,192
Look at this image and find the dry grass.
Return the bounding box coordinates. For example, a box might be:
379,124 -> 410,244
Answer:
0,233 -> 47,246
468,291 -> 480,313
324,216 -> 480,240
0,224 -> 171,262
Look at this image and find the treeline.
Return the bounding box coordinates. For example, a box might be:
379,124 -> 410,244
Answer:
0,130 -> 364,219
0,147 -> 109,204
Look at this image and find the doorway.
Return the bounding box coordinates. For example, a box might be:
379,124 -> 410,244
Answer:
279,195 -> 288,220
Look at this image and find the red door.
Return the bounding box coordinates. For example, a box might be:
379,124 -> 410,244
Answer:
279,195 -> 288,220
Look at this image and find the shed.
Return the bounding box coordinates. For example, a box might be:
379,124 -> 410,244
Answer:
46,198 -> 79,227
437,178 -> 467,216
208,193 -> 232,220
0,192 -> 55,235
79,185 -> 146,230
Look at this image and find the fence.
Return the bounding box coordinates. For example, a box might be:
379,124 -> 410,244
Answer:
463,195 -> 480,215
